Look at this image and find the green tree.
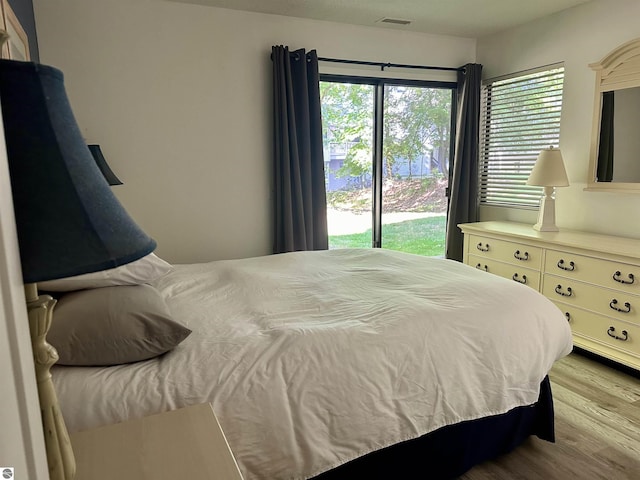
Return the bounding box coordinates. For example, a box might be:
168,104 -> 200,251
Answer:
320,83 -> 373,180
383,86 -> 451,179
321,81 -> 452,184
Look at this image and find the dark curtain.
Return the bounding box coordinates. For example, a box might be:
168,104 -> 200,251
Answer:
597,91 -> 615,182
272,46 -> 328,253
445,63 -> 483,262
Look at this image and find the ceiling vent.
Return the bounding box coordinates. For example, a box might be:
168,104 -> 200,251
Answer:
378,17 -> 411,26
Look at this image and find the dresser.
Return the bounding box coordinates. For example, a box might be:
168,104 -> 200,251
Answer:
459,221 -> 640,371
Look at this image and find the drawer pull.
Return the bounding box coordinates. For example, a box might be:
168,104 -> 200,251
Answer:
607,326 -> 628,341
565,312 -> 571,322
513,250 -> 529,261
476,242 -> 490,252
512,273 -> 527,284
612,271 -> 635,285
609,299 -> 631,313
476,263 -> 488,272
557,259 -> 575,271
555,285 -> 573,297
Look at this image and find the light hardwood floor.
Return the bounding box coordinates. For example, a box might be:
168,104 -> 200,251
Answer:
460,352 -> 640,480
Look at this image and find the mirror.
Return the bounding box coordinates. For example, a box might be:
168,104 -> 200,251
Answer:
587,37 -> 640,193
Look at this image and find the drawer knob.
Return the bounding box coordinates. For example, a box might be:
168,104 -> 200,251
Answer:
513,250 -> 529,261
476,242 -> 490,252
555,285 -> 573,297
557,259 -> 575,271
565,312 -> 571,322
476,263 -> 488,272
607,326 -> 628,341
512,273 -> 527,284
612,271 -> 635,285
609,299 -> 631,313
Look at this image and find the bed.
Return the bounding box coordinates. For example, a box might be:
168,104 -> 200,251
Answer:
49,248 -> 573,479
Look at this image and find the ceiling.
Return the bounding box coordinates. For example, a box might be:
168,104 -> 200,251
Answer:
168,0 -> 593,38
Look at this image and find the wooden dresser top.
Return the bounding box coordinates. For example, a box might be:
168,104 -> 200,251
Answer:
459,222 -> 640,260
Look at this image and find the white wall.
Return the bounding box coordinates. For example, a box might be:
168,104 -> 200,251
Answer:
32,0 -> 475,264
477,0 -> 640,237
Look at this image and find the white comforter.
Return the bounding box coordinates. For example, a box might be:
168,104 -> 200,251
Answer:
53,248 -> 572,479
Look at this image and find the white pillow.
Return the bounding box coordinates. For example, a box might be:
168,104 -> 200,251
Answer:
38,253 -> 173,292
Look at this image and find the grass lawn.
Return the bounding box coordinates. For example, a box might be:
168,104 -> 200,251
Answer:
329,215 -> 446,256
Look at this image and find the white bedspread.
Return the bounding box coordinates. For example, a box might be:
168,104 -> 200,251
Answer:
53,248 -> 572,479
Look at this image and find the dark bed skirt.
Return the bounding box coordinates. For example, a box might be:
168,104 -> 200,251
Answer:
313,376 -> 554,480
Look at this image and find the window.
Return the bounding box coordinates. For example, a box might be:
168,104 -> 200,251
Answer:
320,76 -> 456,256
479,65 -> 565,207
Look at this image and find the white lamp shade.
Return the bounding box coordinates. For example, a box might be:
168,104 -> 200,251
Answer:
527,147 -> 569,187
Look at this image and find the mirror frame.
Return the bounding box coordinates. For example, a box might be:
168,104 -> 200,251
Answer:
586,37 -> 640,193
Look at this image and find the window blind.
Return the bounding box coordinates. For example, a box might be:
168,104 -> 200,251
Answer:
479,65 -> 565,207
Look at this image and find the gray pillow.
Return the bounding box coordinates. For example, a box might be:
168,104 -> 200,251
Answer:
48,284 -> 191,366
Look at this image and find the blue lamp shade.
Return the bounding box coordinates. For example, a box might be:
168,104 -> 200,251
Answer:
0,60 -> 156,283
88,145 -> 123,186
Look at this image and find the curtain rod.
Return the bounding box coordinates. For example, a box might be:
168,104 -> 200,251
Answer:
317,56 -> 463,72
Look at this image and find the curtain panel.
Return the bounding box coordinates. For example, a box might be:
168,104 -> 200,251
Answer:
445,63 -> 483,262
597,90 -> 614,182
271,46 -> 328,253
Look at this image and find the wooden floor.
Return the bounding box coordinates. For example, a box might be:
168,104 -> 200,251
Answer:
460,352 -> 640,480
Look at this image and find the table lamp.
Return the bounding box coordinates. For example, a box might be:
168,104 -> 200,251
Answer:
0,60 -> 156,479
526,146 -> 569,232
88,145 -> 123,186
87,145 -> 122,185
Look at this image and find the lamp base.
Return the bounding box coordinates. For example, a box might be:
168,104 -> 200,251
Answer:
533,187 -> 559,232
533,223 -> 559,232
25,284 -> 76,480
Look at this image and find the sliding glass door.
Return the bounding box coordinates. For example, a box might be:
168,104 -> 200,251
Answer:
320,81 -> 374,249
321,77 -> 455,256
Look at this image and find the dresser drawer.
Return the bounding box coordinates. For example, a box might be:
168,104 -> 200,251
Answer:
460,221 -> 640,371
545,249 -> 640,293
552,302 -> 640,359
468,254 -> 540,290
543,274 -> 640,325
468,235 -> 542,270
